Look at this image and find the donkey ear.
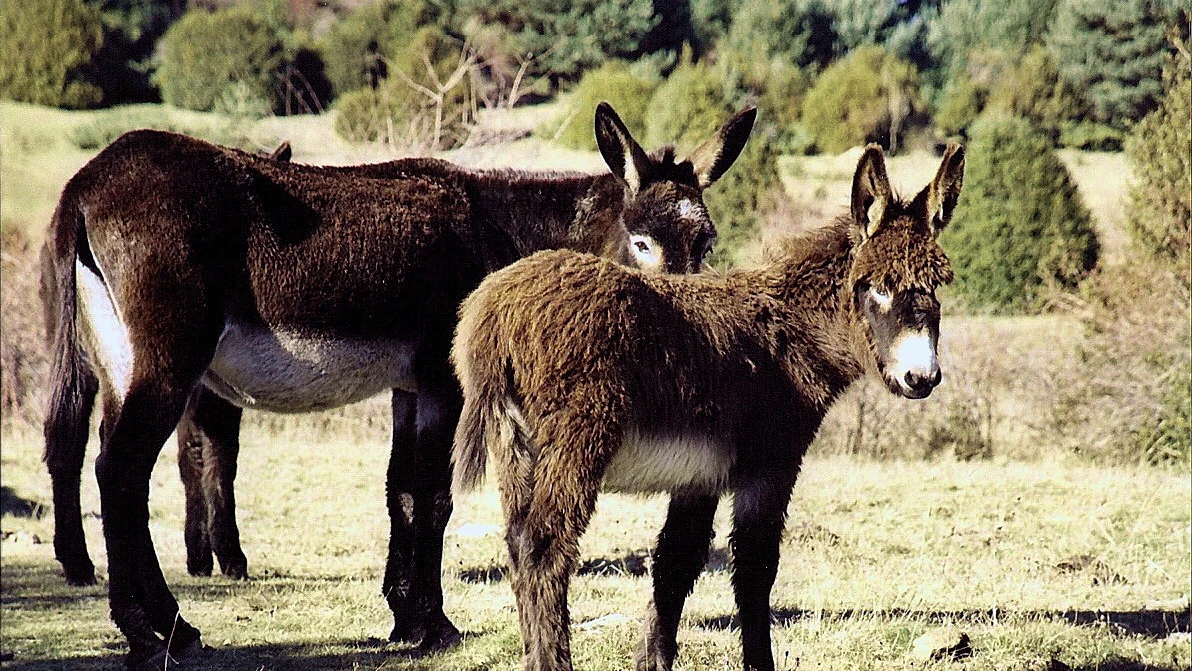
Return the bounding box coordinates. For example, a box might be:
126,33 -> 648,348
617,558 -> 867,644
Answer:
688,106 -> 757,189
595,101 -> 652,194
913,143 -> 965,235
851,144 -> 893,239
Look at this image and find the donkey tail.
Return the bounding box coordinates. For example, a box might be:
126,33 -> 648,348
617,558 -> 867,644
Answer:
43,192 -> 98,466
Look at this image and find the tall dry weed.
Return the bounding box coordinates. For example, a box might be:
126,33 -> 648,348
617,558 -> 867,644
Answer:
1,227 -> 50,431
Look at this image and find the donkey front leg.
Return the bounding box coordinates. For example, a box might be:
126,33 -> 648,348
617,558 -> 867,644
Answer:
635,493 -> 719,671
729,478 -> 795,671
382,389 -> 419,643
388,376 -> 463,651
178,385 -> 247,579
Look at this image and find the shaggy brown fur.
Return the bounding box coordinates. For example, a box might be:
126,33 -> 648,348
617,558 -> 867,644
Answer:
42,103 -> 756,670
452,145 -> 964,671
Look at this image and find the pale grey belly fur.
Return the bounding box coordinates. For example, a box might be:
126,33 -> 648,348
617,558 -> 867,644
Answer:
203,320 -> 417,413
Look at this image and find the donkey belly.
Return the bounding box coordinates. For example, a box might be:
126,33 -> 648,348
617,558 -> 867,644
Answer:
204,320 -> 416,413
602,429 -> 734,495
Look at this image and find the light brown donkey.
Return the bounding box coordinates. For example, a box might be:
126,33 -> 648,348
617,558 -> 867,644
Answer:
452,144 -> 964,671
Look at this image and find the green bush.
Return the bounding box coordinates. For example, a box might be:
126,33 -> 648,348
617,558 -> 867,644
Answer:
540,61 -> 656,151
153,6 -> 288,112
0,0 -> 104,108
934,74 -> 985,137
985,46 -> 1086,140
319,0 -> 441,100
1125,45 -> 1190,265
723,0 -> 837,71
644,62 -> 732,151
801,45 -> 920,154
941,116 -> 1099,312
333,26 -> 477,149
704,125 -> 783,267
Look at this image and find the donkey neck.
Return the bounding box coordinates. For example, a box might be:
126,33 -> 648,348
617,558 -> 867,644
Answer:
468,170 -> 626,267
763,223 -> 870,400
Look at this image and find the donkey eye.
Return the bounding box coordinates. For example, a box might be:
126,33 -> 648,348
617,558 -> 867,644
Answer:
635,240 -> 651,253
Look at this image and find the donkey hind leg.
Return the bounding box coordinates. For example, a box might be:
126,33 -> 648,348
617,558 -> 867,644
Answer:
47,360 -> 100,586
383,389 -> 419,643
407,382 -> 463,652
502,421 -> 615,671
635,493 -> 719,671
729,478 -> 795,671
179,385 -> 247,579
97,381 -> 204,669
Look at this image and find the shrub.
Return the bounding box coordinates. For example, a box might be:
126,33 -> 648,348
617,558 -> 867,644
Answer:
644,62 -> 732,150
154,6 -> 288,112
934,74 -> 985,137
540,61 -> 656,151
801,45 -> 920,154
940,116 -> 1099,312
985,46 -> 1086,141
1124,42 -> 1190,265
1,228 -> 50,431
333,27 -> 477,149
703,124 -> 784,267
1046,259 -> 1190,466
319,0 -> 441,100
0,0 -> 104,108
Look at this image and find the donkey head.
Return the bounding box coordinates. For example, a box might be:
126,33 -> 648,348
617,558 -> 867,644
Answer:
847,144 -> 964,399
595,102 -> 756,274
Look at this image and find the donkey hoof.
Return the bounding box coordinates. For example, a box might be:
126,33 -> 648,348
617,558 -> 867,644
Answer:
418,621 -> 463,652
387,622 -> 423,645
62,562 -> 97,587
217,551 -> 249,580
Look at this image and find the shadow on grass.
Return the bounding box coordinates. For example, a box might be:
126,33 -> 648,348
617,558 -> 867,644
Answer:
697,606 -> 1191,639
457,547 -> 733,584
0,638 -> 467,671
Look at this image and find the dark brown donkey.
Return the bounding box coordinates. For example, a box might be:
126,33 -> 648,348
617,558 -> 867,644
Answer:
452,144 -> 964,671
43,103 -> 756,669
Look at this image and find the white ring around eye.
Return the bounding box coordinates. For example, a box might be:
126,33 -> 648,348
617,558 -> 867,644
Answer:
629,234 -> 662,270
870,286 -> 893,309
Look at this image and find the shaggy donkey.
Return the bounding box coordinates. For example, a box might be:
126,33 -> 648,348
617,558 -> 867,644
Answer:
42,103 -> 756,669
452,144 -> 964,671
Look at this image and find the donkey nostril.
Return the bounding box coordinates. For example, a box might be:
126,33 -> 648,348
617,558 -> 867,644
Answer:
930,369 -> 942,386
904,370 -> 939,389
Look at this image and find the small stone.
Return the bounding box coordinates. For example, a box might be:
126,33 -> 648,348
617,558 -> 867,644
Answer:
910,627 -> 972,662
575,613 -> 630,632
6,531 -> 43,545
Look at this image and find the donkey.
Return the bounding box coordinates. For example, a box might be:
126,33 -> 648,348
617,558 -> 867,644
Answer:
42,103 -> 756,669
451,144 -> 965,671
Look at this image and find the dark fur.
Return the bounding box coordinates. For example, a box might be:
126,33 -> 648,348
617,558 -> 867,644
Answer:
42,103 -> 756,669
451,145 -> 964,671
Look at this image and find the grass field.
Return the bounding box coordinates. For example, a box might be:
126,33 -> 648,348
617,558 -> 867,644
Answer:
2,102 -> 1184,670
2,424 -> 1188,670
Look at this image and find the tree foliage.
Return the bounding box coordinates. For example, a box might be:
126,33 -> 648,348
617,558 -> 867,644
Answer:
1047,0 -> 1175,129
453,0 -> 658,83
1125,35 -> 1191,266
319,0 -> 443,99
801,45 -> 920,154
153,5 -> 289,112
723,0 -> 837,72
0,0 -> 104,108
941,116 -> 1099,312
927,0 -> 1057,76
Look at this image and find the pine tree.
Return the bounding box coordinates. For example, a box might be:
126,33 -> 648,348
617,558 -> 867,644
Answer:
941,116 -> 1099,312
1047,0 -> 1174,129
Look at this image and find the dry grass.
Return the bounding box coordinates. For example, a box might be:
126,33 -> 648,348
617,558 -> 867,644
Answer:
1,425 -> 1188,670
